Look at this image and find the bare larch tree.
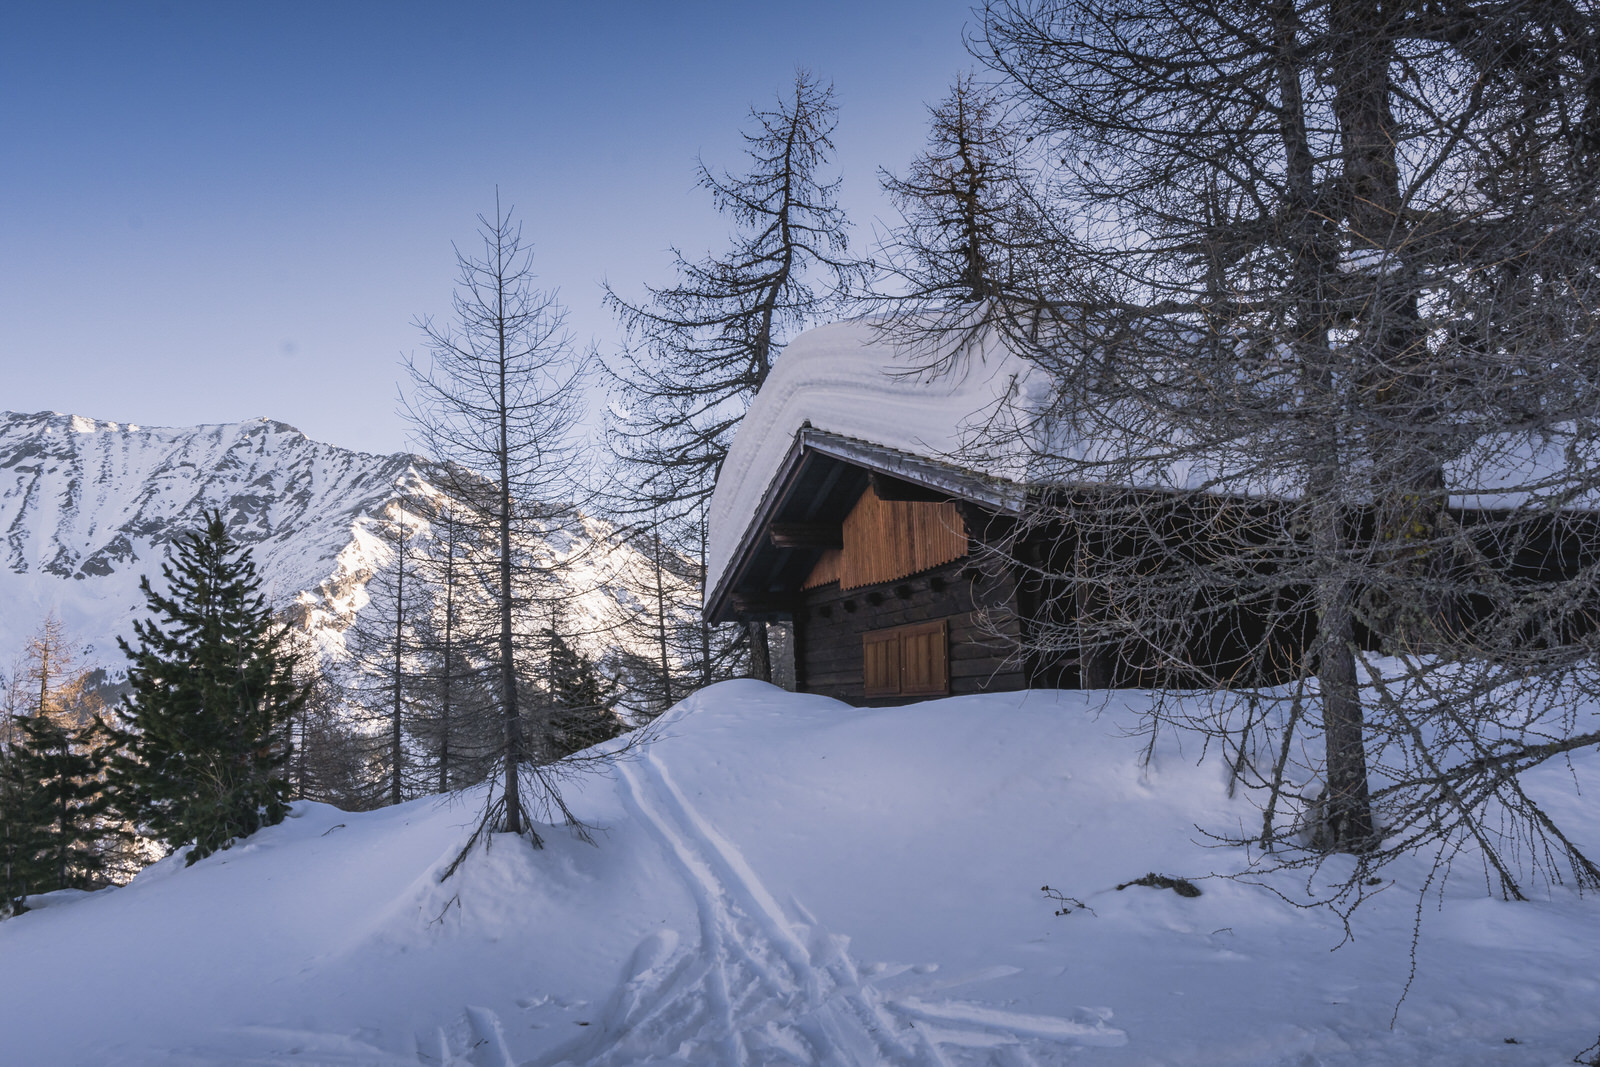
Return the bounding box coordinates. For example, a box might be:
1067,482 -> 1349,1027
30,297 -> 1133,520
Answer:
875,72 -> 1051,341
404,194 -> 589,848
604,70 -> 867,683
951,0 -> 1600,894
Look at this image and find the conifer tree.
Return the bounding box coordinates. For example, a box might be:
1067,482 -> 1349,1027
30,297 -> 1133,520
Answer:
541,625 -> 622,760
339,498 -> 429,806
112,512 -> 306,863
877,72 -> 1047,325
0,741 -> 28,913
286,649 -> 373,810
973,0 -> 1600,885
405,498 -> 502,794
1,616 -> 126,909
403,195 -> 589,847
0,714 -> 119,899
24,614 -> 83,723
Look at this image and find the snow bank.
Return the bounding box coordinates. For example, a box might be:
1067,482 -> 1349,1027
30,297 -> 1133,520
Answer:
1,683 -> 1597,1065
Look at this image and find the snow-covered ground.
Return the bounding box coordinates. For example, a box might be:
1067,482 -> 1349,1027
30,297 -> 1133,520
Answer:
2,682 -> 1597,1066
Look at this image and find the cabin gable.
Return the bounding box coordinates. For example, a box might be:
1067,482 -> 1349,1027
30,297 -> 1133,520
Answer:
804,484 -> 968,591
703,426 -> 1031,706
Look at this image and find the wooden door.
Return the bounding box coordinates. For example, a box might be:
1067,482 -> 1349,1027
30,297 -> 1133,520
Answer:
899,619 -> 949,696
863,628 -> 901,696
861,618 -> 949,698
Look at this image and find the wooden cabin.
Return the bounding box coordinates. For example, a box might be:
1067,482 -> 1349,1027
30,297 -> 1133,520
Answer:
706,426 -> 1031,704
701,321 -> 1311,704
702,320 -> 1064,704
704,321 -> 1600,705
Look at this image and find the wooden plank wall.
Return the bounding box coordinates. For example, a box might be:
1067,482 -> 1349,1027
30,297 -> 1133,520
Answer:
803,548 -> 842,589
795,557 -> 1025,706
838,486 -> 967,590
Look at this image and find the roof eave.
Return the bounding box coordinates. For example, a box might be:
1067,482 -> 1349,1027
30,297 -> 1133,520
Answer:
703,427 -> 1025,624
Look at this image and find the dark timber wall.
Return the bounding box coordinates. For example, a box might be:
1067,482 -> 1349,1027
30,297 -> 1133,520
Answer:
748,466 -> 1600,704
794,557 -> 1026,706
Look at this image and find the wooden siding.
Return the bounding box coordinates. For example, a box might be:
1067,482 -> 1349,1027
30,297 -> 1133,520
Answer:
795,557 -> 1024,706
839,486 -> 967,590
898,619 -> 950,696
803,548 -> 842,589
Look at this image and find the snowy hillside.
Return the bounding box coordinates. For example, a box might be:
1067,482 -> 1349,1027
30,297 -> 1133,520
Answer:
2,683 -> 1596,1065
0,410 -> 662,674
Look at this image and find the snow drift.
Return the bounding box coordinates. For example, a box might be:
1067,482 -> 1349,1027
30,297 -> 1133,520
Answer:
2,682 -> 1596,1065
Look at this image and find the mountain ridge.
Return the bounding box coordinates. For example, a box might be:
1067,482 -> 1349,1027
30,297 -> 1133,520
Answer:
0,409 -> 532,673
0,408 -> 427,668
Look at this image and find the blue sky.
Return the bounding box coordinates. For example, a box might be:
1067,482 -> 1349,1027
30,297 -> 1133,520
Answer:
0,2 -> 978,455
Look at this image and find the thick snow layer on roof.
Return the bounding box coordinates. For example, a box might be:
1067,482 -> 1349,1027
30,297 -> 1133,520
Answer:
707,321 -> 1600,597
706,319 -> 1046,596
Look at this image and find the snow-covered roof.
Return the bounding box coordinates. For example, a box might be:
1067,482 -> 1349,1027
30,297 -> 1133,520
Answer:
708,320 -> 1600,604
706,319 -> 1046,599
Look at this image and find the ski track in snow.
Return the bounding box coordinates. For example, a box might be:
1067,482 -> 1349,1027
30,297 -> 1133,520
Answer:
111,749 -> 1123,1067
535,751 -> 1126,1067
150,1006 -> 524,1067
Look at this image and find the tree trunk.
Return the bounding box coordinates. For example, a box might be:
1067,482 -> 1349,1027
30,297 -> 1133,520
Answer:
1073,514 -> 1115,688
439,528 -> 454,794
746,620 -> 771,683
498,267 -> 526,838
390,513 -> 405,807
36,643 -> 50,719
698,513 -> 715,688
1315,580 -> 1375,851
653,532 -> 674,710
1328,0 -> 1443,648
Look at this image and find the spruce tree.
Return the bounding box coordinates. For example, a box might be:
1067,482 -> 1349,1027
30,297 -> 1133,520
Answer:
112,512 -> 306,863
0,741 -> 44,913
542,626 -> 622,760
0,714 -> 119,900
1,616 -> 125,910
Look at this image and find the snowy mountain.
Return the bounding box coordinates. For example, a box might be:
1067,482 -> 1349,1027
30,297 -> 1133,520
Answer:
2,681 -> 1596,1064
0,410 -> 654,675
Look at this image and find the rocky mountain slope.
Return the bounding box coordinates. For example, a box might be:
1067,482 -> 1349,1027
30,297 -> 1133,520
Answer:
0,410 -> 657,677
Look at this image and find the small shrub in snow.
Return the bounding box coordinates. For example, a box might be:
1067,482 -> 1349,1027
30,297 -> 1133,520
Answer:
1115,873 -> 1202,898
1040,885 -> 1094,916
